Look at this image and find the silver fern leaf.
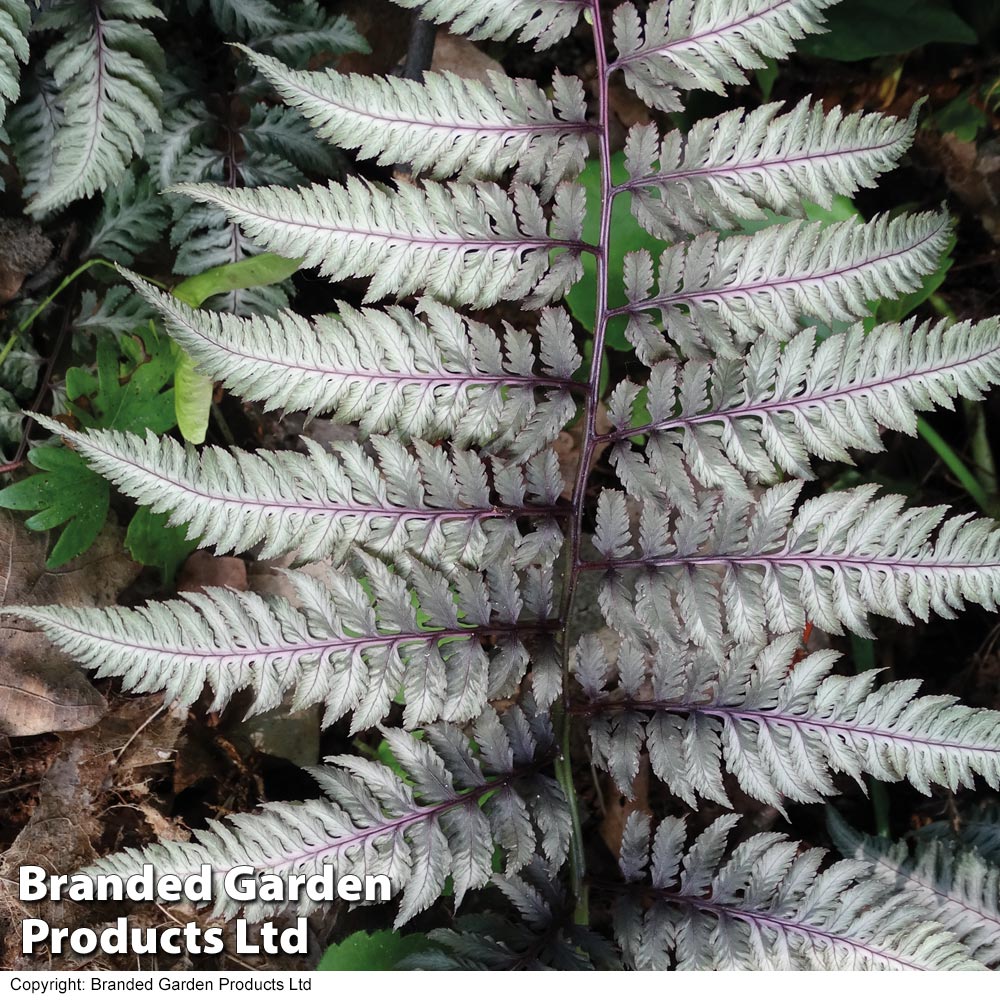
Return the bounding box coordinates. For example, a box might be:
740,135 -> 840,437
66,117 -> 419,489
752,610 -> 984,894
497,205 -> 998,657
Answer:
623,98 -> 920,239
30,414 -> 565,568
242,46 -> 590,199
171,177 -> 586,308
29,0 -> 164,215
11,558 -> 560,727
591,482 -> 1000,644
125,272 -> 581,454
82,705 -> 569,924
622,210 -> 952,362
604,317 -> 1000,505
610,0 -> 835,113
614,812 -> 981,970
0,0 -> 28,126
385,0 -> 586,49
829,809 -> 1000,968
577,631 -> 1000,808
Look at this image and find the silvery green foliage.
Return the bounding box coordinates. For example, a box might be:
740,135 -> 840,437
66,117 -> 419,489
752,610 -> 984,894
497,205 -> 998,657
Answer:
12,0 -> 1000,967
385,0 -> 586,48
829,810 -> 1000,968
405,861 -> 622,969
14,559 -> 561,728
0,0 -> 28,125
622,211 -> 952,362
27,0 -> 165,215
614,812 -> 983,970
171,177 -> 586,309
611,0 -> 835,113
606,317 -> 1000,501
576,632 -> 1000,808
125,272 -> 581,454
84,169 -> 169,263
593,482 -> 1000,643
84,705 -> 571,925
29,414 -> 564,569
623,98 -> 921,238
8,68 -> 60,203
242,47 -> 589,200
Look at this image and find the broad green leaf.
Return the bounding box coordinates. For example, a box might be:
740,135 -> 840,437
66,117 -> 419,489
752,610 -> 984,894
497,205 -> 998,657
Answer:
799,0 -> 976,61
0,446 -> 109,567
169,254 -> 302,444
317,930 -> 429,971
125,506 -> 199,584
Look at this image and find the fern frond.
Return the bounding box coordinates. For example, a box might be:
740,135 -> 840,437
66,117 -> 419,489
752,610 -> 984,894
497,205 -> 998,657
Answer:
8,68 -> 61,203
85,169 -> 170,264
11,559 -> 559,727
829,810 -> 1000,968
621,211 -> 951,362
576,632 -> 1000,808
171,178 -> 587,308
590,482 -> 1000,643
605,318 -> 1000,501
918,805 -> 1000,863
385,0 -> 585,50
406,861 -> 621,969
249,2 -> 368,63
0,0 -> 29,126
243,48 -> 588,199
623,98 -> 920,239
613,812 -> 981,969
32,415 -> 565,568
82,705 -> 568,924
610,0 -> 834,113
30,0 -> 165,215
127,274 -> 581,454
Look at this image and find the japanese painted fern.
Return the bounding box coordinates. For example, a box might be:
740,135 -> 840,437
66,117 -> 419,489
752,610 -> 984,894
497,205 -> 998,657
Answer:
11,0 -> 1000,971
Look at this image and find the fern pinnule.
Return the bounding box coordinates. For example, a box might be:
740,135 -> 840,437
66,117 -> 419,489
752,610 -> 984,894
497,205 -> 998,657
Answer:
614,812 -> 983,970
577,631 -> 1000,808
124,271 -> 582,453
622,211 -> 952,362
170,177 -> 587,308
83,705 -> 569,924
28,414 -> 565,569
241,46 -> 590,199
622,98 -> 921,239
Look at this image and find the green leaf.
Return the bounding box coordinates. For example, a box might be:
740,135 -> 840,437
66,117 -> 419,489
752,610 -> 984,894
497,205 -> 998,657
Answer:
799,0 -> 976,61
125,506 -> 199,584
66,326 -> 176,434
169,254 -> 302,444
172,253 -> 303,310
870,230 -> 956,327
567,153 -> 667,349
0,445 -> 110,567
317,930 -> 429,971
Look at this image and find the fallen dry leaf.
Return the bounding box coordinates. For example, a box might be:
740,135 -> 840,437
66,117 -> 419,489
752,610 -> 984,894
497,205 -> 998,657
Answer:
0,511 -> 140,736
177,550 -> 248,594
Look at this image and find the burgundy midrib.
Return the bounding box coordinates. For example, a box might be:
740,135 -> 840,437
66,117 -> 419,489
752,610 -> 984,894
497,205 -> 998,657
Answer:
622,221 -> 946,316
651,890 -> 927,970
610,345 -> 1000,440
168,307 -> 575,389
587,697 -> 1000,756
621,134 -> 904,192
206,189 -> 587,253
275,71 -> 590,138
582,551 -> 1000,573
38,616 -> 543,662
82,436 -> 552,520
611,0 -> 803,71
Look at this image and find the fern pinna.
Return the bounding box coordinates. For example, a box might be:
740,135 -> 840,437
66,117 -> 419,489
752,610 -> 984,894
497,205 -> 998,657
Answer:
11,0 -> 1000,971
